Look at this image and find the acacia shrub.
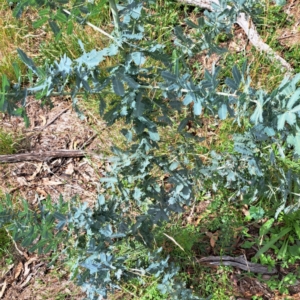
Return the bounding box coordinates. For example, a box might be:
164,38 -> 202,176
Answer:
0,0 -> 300,299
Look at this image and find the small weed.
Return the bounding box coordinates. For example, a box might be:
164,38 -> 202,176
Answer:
157,224 -> 202,258
218,49 -> 285,92
154,199 -> 243,297
0,228 -> 13,263
139,284 -> 168,300
215,32 -> 231,43
0,129 -> 16,155
118,278 -> 168,300
284,44 -> 300,73
262,272 -> 298,295
0,127 -> 27,154
218,52 -> 248,85
179,265 -> 234,299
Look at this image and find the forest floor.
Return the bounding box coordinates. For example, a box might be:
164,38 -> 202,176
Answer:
0,0 -> 300,299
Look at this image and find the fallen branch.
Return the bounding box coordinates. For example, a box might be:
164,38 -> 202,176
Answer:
198,255 -> 278,274
0,150 -> 105,163
179,0 -> 294,75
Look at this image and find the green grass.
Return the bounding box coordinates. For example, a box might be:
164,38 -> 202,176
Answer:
0,125 -> 14,268
115,278 -> 169,300
0,224 -> 14,273
282,44 -> 300,73
0,129 -> 17,155
0,127 -> 28,155
0,0 -> 28,82
145,0 -> 184,51
38,17 -> 113,65
195,267 -> 234,299
257,1 -> 293,36
206,0 -> 300,92
147,192 -> 247,298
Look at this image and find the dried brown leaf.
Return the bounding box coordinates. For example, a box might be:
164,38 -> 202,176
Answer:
40,115 -> 47,127
16,176 -> 28,186
206,231 -> 219,248
14,262 -> 23,280
27,162 -> 43,181
64,163 -> 74,175
36,187 -> 48,197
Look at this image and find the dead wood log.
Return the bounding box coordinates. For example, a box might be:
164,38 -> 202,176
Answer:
0,150 -> 104,163
179,0 -> 294,75
198,255 -> 278,274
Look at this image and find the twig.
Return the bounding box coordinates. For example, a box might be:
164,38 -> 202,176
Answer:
5,228 -> 25,257
243,252 -> 250,273
62,8 -> 122,48
278,33 -> 300,40
79,133 -> 97,150
140,85 -> 238,97
163,233 -> 185,251
22,31 -> 46,39
40,104 -> 72,131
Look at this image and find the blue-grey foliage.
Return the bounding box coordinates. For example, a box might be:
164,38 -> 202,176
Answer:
1,0 -> 300,299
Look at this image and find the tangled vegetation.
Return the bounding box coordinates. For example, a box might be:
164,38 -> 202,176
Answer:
1,0 -> 300,299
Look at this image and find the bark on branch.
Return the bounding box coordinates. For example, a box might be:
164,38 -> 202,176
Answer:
198,255 -> 278,274
179,0 -> 293,75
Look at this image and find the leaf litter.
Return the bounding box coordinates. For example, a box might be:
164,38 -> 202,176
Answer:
0,96 -> 112,299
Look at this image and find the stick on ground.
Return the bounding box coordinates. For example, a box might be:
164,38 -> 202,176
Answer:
0,150 -> 103,163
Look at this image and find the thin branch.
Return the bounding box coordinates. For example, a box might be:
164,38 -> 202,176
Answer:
39,104 -> 72,131
79,133 -> 97,150
5,228 -> 25,257
140,85 -> 238,97
62,9 -> 122,48
0,86 -> 238,99
278,32 -> 300,41
163,233 -> 185,251
0,150 -> 106,163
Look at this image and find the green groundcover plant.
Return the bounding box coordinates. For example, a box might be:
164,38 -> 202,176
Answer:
1,0 -> 300,299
